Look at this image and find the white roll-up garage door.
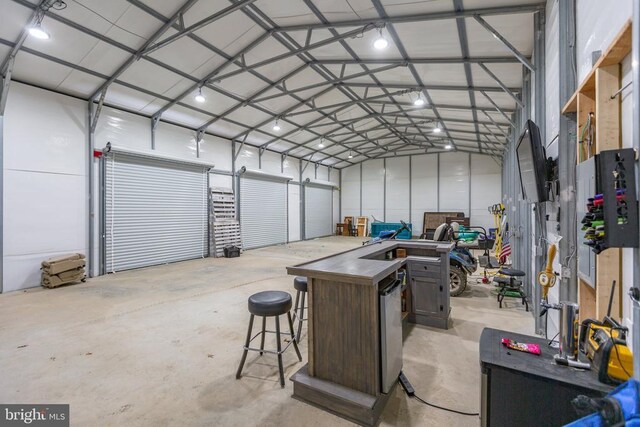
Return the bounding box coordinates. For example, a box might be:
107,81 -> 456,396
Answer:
104,149 -> 210,273
304,183 -> 334,239
239,170 -> 290,249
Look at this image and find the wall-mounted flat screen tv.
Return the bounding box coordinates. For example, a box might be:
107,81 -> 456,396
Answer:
516,120 -> 548,203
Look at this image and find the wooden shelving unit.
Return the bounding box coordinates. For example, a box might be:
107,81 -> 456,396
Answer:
562,20 -> 631,321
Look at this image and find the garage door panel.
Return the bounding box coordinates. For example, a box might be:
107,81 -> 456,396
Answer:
240,176 -> 288,249
105,154 -> 208,273
305,185 -> 333,239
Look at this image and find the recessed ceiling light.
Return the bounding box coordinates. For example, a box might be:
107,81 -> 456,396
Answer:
194,88 -> 206,103
29,23 -> 50,40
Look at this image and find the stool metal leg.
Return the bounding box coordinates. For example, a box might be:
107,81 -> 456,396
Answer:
236,314 -> 254,379
287,311 -> 302,361
259,316 -> 266,355
293,290 -> 300,321
275,315 -> 285,387
296,291 -> 306,342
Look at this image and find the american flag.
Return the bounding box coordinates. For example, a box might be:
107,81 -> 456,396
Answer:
500,230 -> 512,260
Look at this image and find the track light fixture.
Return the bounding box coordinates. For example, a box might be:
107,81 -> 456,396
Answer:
272,118 -> 281,131
373,27 -> 389,50
194,87 -> 206,103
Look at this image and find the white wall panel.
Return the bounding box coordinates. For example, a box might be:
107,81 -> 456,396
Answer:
341,165 -> 360,218
333,188 -> 340,229
385,157 -> 410,223
576,0 -> 632,83
410,155 -> 438,236
95,106 -> 151,151
283,157 -> 300,180
329,167 -> 340,185
210,173 -> 233,189
4,83 -> 87,292
199,134 -> 232,171
236,145 -> 259,170
260,150 -> 281,174
154,122 -> 198,160
438,152 -> 470,214
289,184 -> 301,242
301,160 -> 315,181
361,159 -> 384,224
470,155 -> 502,231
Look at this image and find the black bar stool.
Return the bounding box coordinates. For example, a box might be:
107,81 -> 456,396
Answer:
292,277 -> 308,342
236,290 -> 302,387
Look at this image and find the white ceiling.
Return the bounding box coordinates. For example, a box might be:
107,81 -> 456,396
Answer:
0,0 -> 543,167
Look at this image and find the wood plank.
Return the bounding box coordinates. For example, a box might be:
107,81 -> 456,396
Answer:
595,64 -> 621,152
308,278 -> 314,377
562,20 -> 631,115
579,278 -> 596,321
595,249 -> 621,319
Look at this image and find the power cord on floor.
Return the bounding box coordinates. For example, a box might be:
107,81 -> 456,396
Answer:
399,372 -> 479,417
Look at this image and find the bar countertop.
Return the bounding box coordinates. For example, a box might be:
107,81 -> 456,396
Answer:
286,240 -> 454,285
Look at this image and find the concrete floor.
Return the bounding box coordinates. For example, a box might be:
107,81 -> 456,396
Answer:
0,237 -> 534,426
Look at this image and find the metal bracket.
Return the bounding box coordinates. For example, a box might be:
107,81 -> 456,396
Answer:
0,56 -> 15,116
474,14 -> 535,72
90,89 -> 107,134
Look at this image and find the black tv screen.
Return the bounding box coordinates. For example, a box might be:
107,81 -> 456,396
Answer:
516,120 -> 548,203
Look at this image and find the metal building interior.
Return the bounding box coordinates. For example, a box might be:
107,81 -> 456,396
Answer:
0,0 -> 639,426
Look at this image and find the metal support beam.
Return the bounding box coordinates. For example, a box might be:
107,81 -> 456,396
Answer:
273,3 -> 545,32
90,0 -> 201,100
250,63 -> 403,103
478,62 -> 524,108
0,56 -> 15,116
480,90 -> 517,128
311,57 -> 523,65
340,82 -> 519,93
89,89 -> 107,134
558,0 -> 577,303
473,14 -> 536,72
142,0 -> 259,55
210,24 -> 380,82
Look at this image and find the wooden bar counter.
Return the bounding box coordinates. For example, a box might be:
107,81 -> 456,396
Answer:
287,240 -> 453,426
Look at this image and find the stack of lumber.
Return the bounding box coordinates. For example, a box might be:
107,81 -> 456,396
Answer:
41,253 -> 86,288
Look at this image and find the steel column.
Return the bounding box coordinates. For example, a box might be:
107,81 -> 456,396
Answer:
558,0 -> 577,303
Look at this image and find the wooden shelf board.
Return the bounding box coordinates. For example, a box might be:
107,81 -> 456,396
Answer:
562,20 -> 631,115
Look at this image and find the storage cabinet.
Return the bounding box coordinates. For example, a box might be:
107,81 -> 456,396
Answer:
407,256 -> 450,329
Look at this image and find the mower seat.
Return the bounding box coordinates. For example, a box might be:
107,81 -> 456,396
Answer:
493,276 -> 512,285
432,223 -> 449,242
498,268 -> 525,277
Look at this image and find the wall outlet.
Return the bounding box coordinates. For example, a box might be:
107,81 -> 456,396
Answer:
561,267 -> 571,279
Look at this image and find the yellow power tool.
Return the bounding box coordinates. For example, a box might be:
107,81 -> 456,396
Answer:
578,280 -> 634,384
